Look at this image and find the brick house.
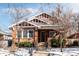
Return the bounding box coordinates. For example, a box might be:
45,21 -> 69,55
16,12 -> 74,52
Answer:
9,13 -> 67,47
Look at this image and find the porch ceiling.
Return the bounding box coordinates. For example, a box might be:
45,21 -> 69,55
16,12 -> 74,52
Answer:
38,25 -> 64,30
16,26 -> 35,29
15,24 -> 64,31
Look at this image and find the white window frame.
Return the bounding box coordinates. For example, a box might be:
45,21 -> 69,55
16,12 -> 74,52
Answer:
17,30 -> 21,38
23,29 -> 34,39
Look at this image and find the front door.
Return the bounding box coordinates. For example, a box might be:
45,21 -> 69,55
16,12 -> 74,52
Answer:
40,31 -> 46,42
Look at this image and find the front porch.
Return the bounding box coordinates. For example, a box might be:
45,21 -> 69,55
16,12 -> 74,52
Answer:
16,28 -> 60,47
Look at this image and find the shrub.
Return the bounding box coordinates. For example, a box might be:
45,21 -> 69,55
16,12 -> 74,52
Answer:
72,41 -> 78,46
16,42 -> 24,47
24,42 -> 32,47
16,42 -> 32,47
51,39 -> 60,47
60,39 -> 66,47
66,44 -> 72,47
51,38 -> 66,48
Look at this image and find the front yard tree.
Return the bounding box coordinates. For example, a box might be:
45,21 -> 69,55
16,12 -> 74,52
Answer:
8,4 -> 31,49
8,4 -> 31,24
51,4 -> 76,52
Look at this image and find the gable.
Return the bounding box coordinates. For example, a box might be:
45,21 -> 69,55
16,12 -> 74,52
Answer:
17,22 -> 34,26
36,13 -> 52,18
9,13 -> 64,29
30,19 -> 47,25
28,13 -> 53,24
28,13 -> 64,26
9,20 -> 38,29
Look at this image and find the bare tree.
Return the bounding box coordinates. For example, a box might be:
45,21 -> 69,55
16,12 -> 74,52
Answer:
51,4 -> 76,52
7,4 -> 32,50
37,3 -> 77,51
8,4 -> 32,24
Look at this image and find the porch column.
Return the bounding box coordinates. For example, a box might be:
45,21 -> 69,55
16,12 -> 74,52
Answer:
11,27 -> 17,52
35,30 -> 38,46
21,29 -> 24,39
48,38 -> 52,48
12,27 -> 17,42
27,30 -> 29,38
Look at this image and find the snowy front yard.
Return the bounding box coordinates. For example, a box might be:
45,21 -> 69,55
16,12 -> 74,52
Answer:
48,48 -> 79,56
0,48 -> 30,56
0,48 -> 79,56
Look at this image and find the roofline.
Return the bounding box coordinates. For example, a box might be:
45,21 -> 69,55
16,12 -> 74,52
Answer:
9,12 -> 52,28
28,12 -> 52,22
25,21 -> 40,28
9,20 -> 41,29
39,25 -> 62,26
8,12 -> 57,29
67,32 -> 77,38
28,17 -> 50,25
35,12 -> 52,17
9,20 -> 26,28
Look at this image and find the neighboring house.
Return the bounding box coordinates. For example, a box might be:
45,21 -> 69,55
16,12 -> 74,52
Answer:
0,29 -> 5,41
0,30 -> 12,47
62,17 -> 79,45
9,12 -> 71,47
4,33 -> 12,47
68,20 -> 79,39
4,33 -> 12,40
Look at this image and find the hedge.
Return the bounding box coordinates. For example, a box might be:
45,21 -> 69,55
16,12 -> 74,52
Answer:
16,42 -> 32,47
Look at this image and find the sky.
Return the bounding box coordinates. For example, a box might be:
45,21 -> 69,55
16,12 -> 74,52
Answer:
0,3 -> 79,33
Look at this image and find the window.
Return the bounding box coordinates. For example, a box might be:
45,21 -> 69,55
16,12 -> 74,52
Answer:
23,29 -> 34,38
49,31 -> 55,37
17,31 -> 21,38
29,30 -> 33,38
17,29 -> 34,38
23,30 -> 27,37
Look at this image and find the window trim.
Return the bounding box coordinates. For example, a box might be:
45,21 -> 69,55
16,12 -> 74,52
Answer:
23,29 -> 34,38
17,30 -> 21,38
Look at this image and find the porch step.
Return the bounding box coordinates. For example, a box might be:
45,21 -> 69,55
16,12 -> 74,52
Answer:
32,51 -> 49,56
37,42 -> 46,51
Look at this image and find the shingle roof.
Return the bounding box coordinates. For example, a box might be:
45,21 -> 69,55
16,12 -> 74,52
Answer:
9,12 -> 64,30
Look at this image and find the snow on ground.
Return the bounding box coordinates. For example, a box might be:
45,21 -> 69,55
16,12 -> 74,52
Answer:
0,48 -> 79,56
0,48 -> 14,56
14,48 -> 30,56
0,48 -> 30,56
49,48 -> 79,56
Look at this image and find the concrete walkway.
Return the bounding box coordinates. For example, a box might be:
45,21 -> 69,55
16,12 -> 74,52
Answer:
32,51 -> 49,56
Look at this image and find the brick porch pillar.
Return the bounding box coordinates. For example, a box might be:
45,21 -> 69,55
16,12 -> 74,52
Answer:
47,38 -> 52,48
11,27 -> 17,51
34,30 -> 38,47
